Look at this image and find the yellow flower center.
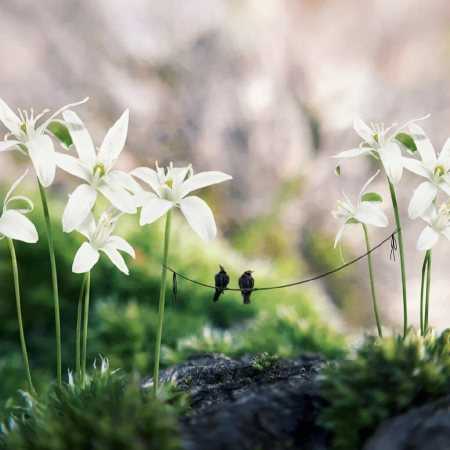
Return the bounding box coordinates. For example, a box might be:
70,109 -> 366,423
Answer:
93,163 -> 106,177
20,122 -> 27,133
165,179 -> 174,189
434,165 -> 446,177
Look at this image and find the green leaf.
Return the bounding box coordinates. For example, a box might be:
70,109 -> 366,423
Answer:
361,192 -> 383,203
47,121 -> 72,148
395,132 -> 417,153
335,165 -> 341,176
346,218 -> 359,224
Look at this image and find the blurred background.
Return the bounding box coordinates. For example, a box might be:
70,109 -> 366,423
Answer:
1,0 -> 450,403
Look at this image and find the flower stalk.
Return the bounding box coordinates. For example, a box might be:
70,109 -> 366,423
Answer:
81,271 -> 91,387
362,224 -> 383,337
8,238 -> 35,394
388,180 -> 408,337
38,180 -> 62,386
424,250 -> 432,334
75,275 -> 87,379
153,210 -> 172,396
419,252 -> 429,336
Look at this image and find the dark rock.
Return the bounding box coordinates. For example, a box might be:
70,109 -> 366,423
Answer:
364,395 -> 450,450
158,353 -> 328,450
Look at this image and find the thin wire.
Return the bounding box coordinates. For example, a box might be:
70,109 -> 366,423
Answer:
164,230 -> 398,293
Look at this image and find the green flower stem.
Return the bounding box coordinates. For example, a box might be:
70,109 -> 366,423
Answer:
388,180 -> 408,337
153,210 -> 172,396
7,238 -> 35,394
75,275 -> 87,379
419,251 -> 430,336
424,250 -> 432,334
362,224 -> 383,337
38,181 -> 62,386
81,271 -> 91,387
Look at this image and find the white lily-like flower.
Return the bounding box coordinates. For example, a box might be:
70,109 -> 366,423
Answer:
402,124 -> 450,219
132,162 -> 232,241
56,109 -> 140,233
416,203 -> 450,251
332,170 -> 388,247
0,170 -> 38,244
334,117 -> 428,185
0,97 -> 88,187
72,208 -> 135,275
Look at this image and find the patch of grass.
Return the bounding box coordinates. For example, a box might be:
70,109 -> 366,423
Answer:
320,330 -> 450,450
0,363 -> 181,450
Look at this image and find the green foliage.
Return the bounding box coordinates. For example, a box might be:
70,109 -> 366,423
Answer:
47,121 -> 73,149
320,331 -> 450,450
0,364 -> 181,450
395,132 -> 417,153
165,305 -> 346,364
361,192 -> 383,203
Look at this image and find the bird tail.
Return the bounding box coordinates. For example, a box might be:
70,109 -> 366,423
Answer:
243,293 -> 251,305
213,289 -> 221,302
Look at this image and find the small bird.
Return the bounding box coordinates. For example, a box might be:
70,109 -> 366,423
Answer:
239,270 -> 254,305
213,265 -> 230,302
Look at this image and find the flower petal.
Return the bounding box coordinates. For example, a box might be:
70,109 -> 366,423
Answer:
402,157 -> 430,178
417,226 -> 440,251
378,142 -> 403,185
358,170 -> 380,199
441,226 -> 450,241
27,134 -> 56,187
354,202 -> 388,227
333,147 -> 371,159
408,181 -> 438,219
76,213 -> 96,240
107,235 -> 135,257
334,224 -> 346,248
438,137 -> 450,165
0,210 -> 38,243
98,182 -> 137,214
139,194 -> 173,226
101,245 -> 129,275
98,109 -> 129,169
63,184 -> 97,233
179,195 -> 217,241
131,167 -> 162,194
353,118 -> 374,143
103,170 -> 142,194
72,242 -> 100,273
0,140 -> 20,152
0,98 -> 21,135
409,124 -> 437,165
55,152 -> 91,182
179,171 -> 232,198
62,110 -> 96,168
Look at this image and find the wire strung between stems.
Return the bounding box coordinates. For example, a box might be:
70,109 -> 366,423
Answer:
164,230 -> 399,293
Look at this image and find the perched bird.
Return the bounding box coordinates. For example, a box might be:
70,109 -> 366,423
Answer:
213,265 -> 230,302
239,270 -> 254,305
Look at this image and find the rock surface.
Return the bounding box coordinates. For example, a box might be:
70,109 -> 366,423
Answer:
364,395 -> 450,450
159,353 -> 328,450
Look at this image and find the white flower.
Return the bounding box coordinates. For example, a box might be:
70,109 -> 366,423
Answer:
0,97 -> 88,187
416,203 -> 450,251
334,117 -> 428,185
132,162 -> 232,241
57,109 -> 140,233
72,208 -> 135,275
332,171 -> 388,247
402,124 -> 450,219
0,170 -> 38,244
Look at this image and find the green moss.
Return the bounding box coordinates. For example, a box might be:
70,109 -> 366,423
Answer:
320,330 -> 450,450
0,364 -> 181,450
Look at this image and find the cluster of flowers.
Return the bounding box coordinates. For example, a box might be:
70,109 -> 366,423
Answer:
0,97 -> 231,393
333,117 -> 450,337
